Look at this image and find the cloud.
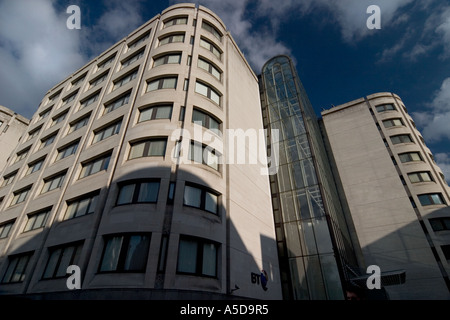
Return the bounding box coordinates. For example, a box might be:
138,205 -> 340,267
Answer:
435,153 -> 450,185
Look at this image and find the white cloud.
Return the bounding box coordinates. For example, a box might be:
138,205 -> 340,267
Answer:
435,153 -> 450,185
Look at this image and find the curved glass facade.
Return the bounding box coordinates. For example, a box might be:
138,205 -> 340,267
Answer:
260,55 -> 358,299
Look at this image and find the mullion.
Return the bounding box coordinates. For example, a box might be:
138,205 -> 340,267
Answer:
132,183 -> 141,203
117,236 -> 130,271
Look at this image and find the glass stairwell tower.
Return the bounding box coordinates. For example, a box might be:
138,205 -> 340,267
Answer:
259,55 -> 360,299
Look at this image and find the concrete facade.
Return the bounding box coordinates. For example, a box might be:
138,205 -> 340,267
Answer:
321,93 -> 450,299
0,4 -> 282,300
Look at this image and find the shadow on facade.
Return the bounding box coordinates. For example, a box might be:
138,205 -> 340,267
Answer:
0,167 -> 281,300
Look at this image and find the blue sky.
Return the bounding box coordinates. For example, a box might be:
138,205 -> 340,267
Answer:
0,0 -> 449,181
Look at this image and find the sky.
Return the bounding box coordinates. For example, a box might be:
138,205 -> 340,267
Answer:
0,0 -> 449,181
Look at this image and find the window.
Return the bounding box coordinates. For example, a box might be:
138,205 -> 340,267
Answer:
42,242 -> 83,279
128,30 -> 150,49
48,90 -> 61,103
14,147 -> 30,163
146,77 -> 177,92
1,252 -> 32,283
64,192 -> 99,220
399,152 -> 422,163
2,171 -> 17,187
93,120 -> 122,144
99,233 -> 151,272
183,183 -> 218,214
11,186 -> 31,206
97,54 -> 116,70
24,208 -> 50,232
27,126 -> 42,140
68,114 -> 90,134
390,134 -> 413,145
62,90 -> 78,106
192,108 -> 220,133
201,21 -> 222,41
39,107 -> 52,120
138,105 -> 172,122
56,141 -> 79,161
0,220 -> 15,239
117,180 -> 160,205
418,193 -> 446,206
42,172 -> 66,194
164,16 -> 188,27
383,118 -> 404,128
408,171 -> 433,183
89,71 -> 109,88
200,37 -> 221,59
80,91 -> 100,109
177,236 -> 218,277
198,57 -> 221,80
71,73 -> 86,87
26,157 -> 45,175
104,92 -> 131,114
189,141 -> 220,170
121,48 -> 145,69
159,33 -> 185,46
40,132 -> 57,149
80,153 -> 111,178
129,138 -> 167,159
153,53 -> 182,67
51,110 -> 68,126
195,81 -> 221,105
429,217 -> 450,232
441,245 -> 450,261
375,103 -> 396,112
113,69 -> 138,90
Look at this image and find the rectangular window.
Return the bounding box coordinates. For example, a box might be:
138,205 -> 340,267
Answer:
117,180 -> 160,205
177,236 -> 218,277
11,186 -> 31,206
27,126 -> 42,141
48,90 -> 61,103
24,208 -> 50,232
39,107 -> 52,120
418,193 -> 446,206
429,217 -> 450,232
42,172 -> 66,194
128,30 -> 150,50
113,69 -> 138,90
104,92 -> 131,114
129,138 -> 167,159
97,54 -> 116,70
62,91 -> 78,106
164,16 -> 188,27
376,103 -> 396,112
195,81 -> 221,105
390,134 -> 413,145
93,120 -> 122,144
121,48 -> 145,69
146,77 -> 178,92
189,141 -> 220,170
68,114 -> 90,134
153,53 -> 182,67
80,91 -> 100,109
80,153 -> 111,178
2,171 -> 18,187
1,252 -> 32,283
0,220 -> 15,239
138,105 -> 172,122
200,38 -> 221,59
89,71 -> 109,88
51,110 -> 68,126
382,118 -> 404,128
56,141 -> 79,161
71,73 -> 86,88
15,147 -> 30,163
26,157 -> 45,175
183,184 -> 218,214
399,152 -> 422,163
99,233 -> 151,272
64,192 -> 99,220
42,242 -> 83,279
192,108 -> 220,133
159,33 -> 185,46
40,132 -> 57,149
408,171 -> 433,183
201,21 -> 222,41
197,57 -> 221,80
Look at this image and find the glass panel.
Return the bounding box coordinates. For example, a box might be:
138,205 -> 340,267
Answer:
184,185 -> 201,208
167,54 -> 181,64
155,106 -> 172,119
202,243 -> 217,276
297,189 -> 311,220
211,67 -> 221,80
76,198 -> 90,217
3,258 -> 18,282
206,149 -> 218,170
130,142 -> 145,159
195,82 -> 208,96
192,109 -> 207,126
430,219 -> 444,231
139,108 -> 153,122
178,239 -> 197,273
147,80 -> 159,92
408,173 -> 420,183
198,59 -> 209,71
205,191 -> 218,214
444,219 -> 450,230
301,220 -> 317,255
304,255 -> 327,299
43,249 -> 61,278
56,246 -> 75,277
88,195 -> 98,214
303,159 -> 318,187
117,184 -> 135,205
148,140 -> 166,156
34,212 -> 47,229
100,236 -> 123,272
189,143 -> 203,163
431,194 -> 443,205
313,217 -> 333,253
280,191 -> 297,222
289,257 -> 309,300
162,78 -> 177,89
90,159 -> 103,174
124,235 -> 150,271
418,195 -> 432,206
320,254 -> 344,300
210,90 -> 220,105
137,182 -> 159,202
12,256 -> 29,282
284,222 -> 303,257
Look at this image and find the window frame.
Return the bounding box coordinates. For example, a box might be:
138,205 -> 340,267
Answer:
68,114 -> 91,134
79,152 -> 112,179
188,140 -> 220,171
390,134 -> 413,145
382,118 -> 404,128
176,235 -> 219,278
41,171 -> 66,194
195,81 -> 221,105
138,105 -> 173,123
159,33 -> 185,46
41,241 -> 84,280
375,103 -> 396,112
23,208 -> 51,232
112,68 -> 139,90
183,183 -> 219,215
153,53 -> 182,67
407,171 -> 433,183
164,16 -> 188,28
116,179 -> 161,206
103,91 -> 131,114
1,252 -> 33,283
56,140 -> 80,161
418,193 -> 446,206
429,217 -> 450,232
11,186 -> 32,206
0,219 -> 15,239
93,119 -> 122,144
128,138 -> 167,160
2,170 -> 18,187
26,157 -> 46,175
146,77 -> 178,92
121,48 -> 145,69
64,191 -> 100,220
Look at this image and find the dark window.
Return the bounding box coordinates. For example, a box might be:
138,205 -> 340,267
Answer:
68,114 -> 90,134
42,172 -> 66,193
24,208 -> 51,232
56,140 -> 79,161
390,134 -> 413,145
80,153 -> 111,178
93,120 -> 122,143
418,193 -> 446,206
1,252 -> 33,283
177,236 -> 218,277
11,186 -> 32,206
375,103 -> 396,112
129,138 -> 167,159
42,242 -> 83,279
429,218 -> 450,232
441,245 -> 450,260
0,220 -> 15,239
117,180 -> 160,205
138,105 -> 172,122
104,92 -> 131,114
398,152 -> 422,163
183,183 -> 218,214
64,192 -> 99,220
